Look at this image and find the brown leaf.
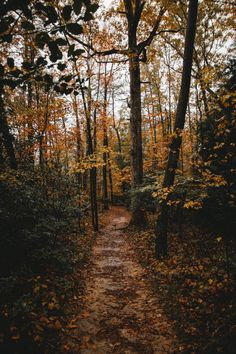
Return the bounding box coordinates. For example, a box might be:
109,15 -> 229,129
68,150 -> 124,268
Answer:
39,316 -> 50,324
54,320 -> 62,330
34,335 -> 42,343
81,311 -> 90,318
66,324 -> 79,329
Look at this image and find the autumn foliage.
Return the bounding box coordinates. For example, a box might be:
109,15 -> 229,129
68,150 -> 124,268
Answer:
0,0 -> 235,353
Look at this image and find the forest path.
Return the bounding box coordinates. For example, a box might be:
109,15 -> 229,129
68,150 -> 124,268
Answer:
66,206 -> 175,354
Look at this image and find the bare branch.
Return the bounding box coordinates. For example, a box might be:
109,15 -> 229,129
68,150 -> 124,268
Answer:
133,1 -> 146,32
137,7 -> 166,53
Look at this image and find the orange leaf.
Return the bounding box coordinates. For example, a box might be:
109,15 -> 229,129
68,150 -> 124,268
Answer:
66,324 -> 79,329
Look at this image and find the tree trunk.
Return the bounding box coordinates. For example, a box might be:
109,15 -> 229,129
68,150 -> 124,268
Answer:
79,74 -> 98,231
129,53 -> 146,225
72,94 -> 82,186
23,35 -> 36,166
0,90 -> 17,169
155,0 -> 199,258
102,63 -> 109,210
123,0 -> 148,226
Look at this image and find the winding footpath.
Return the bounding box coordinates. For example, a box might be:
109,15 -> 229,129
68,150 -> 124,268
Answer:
63,207 -> 176,354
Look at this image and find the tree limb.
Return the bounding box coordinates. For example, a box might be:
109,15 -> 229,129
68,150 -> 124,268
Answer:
137,7 -> 166,53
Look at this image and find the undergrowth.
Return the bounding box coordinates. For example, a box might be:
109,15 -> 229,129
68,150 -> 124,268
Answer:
128,214 -> 236,354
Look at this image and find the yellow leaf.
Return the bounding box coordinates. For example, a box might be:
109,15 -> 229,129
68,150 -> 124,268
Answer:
11,334 -> 20,341
41,284 -> 48,289
34,286 -> 40,293
48,302 -> 55,310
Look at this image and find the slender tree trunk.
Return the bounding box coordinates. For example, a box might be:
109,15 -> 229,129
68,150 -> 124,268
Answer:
39,91 -> 50,167
61,115 -> 69,170
155,81 -> 166,137
155,0 -> 199,258
108,151 -> 114,204
102,63 -> 109,210
0,90 -> 17,169
72,94 -> 82,186
149,83 -> 158,170
112,90 -> 122,154
79,74 -> 98,231
166,48 -> 173,134
24,36 -> 35,166
0,139 -> 4,166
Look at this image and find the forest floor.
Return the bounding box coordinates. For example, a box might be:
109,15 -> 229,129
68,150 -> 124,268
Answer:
60,206 -> 178,354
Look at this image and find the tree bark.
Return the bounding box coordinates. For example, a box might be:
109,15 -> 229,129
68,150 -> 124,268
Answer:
102,63 -> 109,210
155,0 -> 199,258
124,0 -> 146,226
0,90 -> 17,169
79,73 -> 98,231
25,38 -> 35,166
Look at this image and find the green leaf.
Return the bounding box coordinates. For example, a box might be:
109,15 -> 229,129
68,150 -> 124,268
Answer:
68,44 -> 75,57
0,20 -> 9,34
21,20 -> 35,31
84,10 -> 94,22
62,5 -> 72,21
73,0 -> 82,15
2,79 -> 17,89
34,1 -> 45,12
11,68 -> 21,78
65,87 -> 73,95
57,63 -> 66,71
43,74 -> 53,84
1,34 -> 13,43
74,49 -> 85,56
44,6 -> 58,24
89,3 -> 99,13
22,61 -> 33,70
36,57 -> 47,66
56,38 -> 68,46
7,57 -> 14,68
48,41 -> 62,62
63,75 -> 73,82
66,23 -> 83,35
0,64 -> 4,76
36,32 -> 50,49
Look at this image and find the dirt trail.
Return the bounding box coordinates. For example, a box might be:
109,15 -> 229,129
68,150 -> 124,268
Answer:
65,207 -> 176,354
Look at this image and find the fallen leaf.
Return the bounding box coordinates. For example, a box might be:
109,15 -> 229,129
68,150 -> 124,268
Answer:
66,324 -> 79,329
11,334 -> 20,341
34,335 -> 42,342
55,320 -> 62,330
48,302 -> 55,310
40,316 -> 50,324
81,311 -> 90,318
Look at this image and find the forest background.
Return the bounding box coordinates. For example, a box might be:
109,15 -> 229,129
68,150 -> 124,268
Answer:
0,0 -> 235,353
